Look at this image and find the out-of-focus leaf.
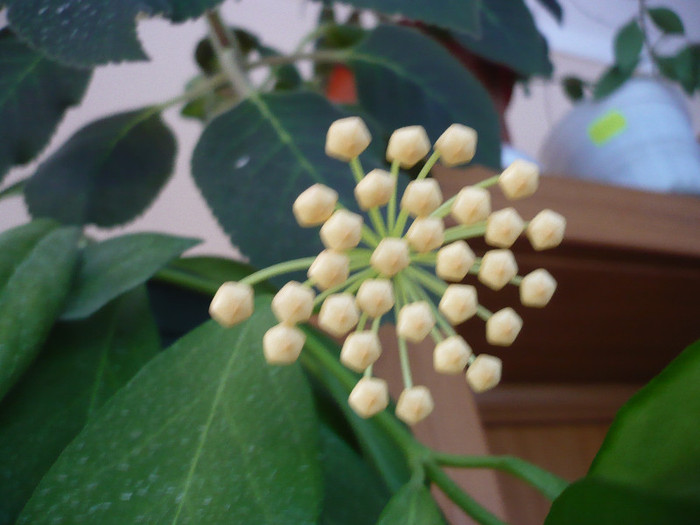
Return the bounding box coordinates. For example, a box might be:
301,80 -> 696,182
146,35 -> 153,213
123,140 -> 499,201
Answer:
535,0 -> 563,23
0,287 -> 159,525
376,482 -> 446,524
648,7 -> 684,35
563,76 -> 585,101
61,233 -> 200,320
614,20 -> 643,73
656,45 -> 700,94
0,29 -> 91,182
18,301 -> 323,524
593,66 -> 632,99
25,109 -> 176,227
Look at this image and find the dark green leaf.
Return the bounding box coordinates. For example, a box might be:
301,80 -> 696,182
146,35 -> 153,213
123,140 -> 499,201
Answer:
0,225 -> 80,399
563,76 -> 585,101
453,0 -> 553,78
5,0 -> 225,66
545,477 -> 700,525
376,482 -> 446,524
309,0 -> 480,36
24,109 -> 176,227
0,219 -> 57,289
647,7 -> 684,35
318,425 -> 391,525
0,287 -> 159,525
192,91 -> 368,268
593,67 -> 632,99
656,45 -> 700,94
18,302 -> 322,524
61,233 -> 200,320
614,20 -> 644,73
347,25 -> 501,168
0,29 -> 91,182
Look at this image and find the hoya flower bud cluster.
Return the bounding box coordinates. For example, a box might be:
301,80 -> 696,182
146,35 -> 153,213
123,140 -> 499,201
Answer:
209,117 -> 565,426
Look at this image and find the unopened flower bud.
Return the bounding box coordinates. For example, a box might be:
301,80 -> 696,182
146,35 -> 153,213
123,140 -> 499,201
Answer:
498,159 -> 539,200
271,281 -> 315,324
434,124 -> 477,167
348,377 -> 389,418
436,241 -> 475,281
341,331 -> 382,372
406,217 -> 445,253
355,169 -> 394,210
397,302 -> 435,342
466,354 -> 502,393
486,307 -> 523,346
520,269 -> 557,307
320,209 -> 363,251
395,386 -> 434,425
293,184 -> 338,227
451,186 -> 491,226
485,207 -> 525,248
370,238 -> 410,277
308,250 -> 349,290
318,293 -> 360,337
263,323 -> 306,365
433,336 -> 472,374
325,116 -> 372,161
478,249 -> 518,290
386,125 -> 431,168
527,209 -> 566,251
439,284 -> 477,325
209,282 -> 254,327
356,278 -> 394,318
400,179 -> 443,217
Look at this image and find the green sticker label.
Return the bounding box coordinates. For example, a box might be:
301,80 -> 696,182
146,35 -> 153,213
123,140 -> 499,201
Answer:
588,110 -> 627,146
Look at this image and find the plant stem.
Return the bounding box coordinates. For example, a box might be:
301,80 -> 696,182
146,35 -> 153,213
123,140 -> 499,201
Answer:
206,10 -> 252,97
247,49 -> 349,70
387,160 -> 400,233
156,72 -> 228,111
443,223 -> 487,243
240,257 -> 317,285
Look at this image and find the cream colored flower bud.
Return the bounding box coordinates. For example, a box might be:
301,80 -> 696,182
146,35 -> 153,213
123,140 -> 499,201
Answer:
396,302 -> 435,343
341,331 -> 382,372
386,125 -> 431,168
400,179 -> 443,217
433,336 -> 472,374
263,324 -> 306,365
308,250 -> 349,290
434,124 -> 477,167
436,241 -> 475,281
348,377 -> 389,418
320,210 -> 363,251
354,169 -> 394,210
527,209 -> 566,251
486,307 -> 523,346
439,284 -> 477,325
395,386 -> 434,425
356,278 -> 394,318
293,184 -> 338,227
466,354 -> 502,393
209,282 -> 254,327
451,186 -> 491,226
370,238 -> 410,277
520,269 -> 557,307
325,116 -> 372,161
406,217 -> 445,253
498,159 -> 539,200
485,207 -> 525,248
478,249 -> 518,290
318,293 -> 359,337
271,281 -> 315,324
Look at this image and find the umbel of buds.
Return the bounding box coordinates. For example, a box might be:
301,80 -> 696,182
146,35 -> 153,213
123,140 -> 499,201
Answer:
209,117 -> 565,426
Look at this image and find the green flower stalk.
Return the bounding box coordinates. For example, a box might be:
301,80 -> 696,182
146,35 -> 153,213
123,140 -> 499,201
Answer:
209,117 -> 566,426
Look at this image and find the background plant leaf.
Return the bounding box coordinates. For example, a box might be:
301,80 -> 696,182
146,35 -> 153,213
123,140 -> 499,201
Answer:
61,233 -> 200,320
452,0 -> 553,78
647,7 -> 684,35
614,20 -> 644,73
24,109 -> 176,227
192,91 -> 377,268
0,287 -> 159,525
0,224 -> 80,400
534,0 -> 563,23
593,66 -> 632,100
18,302 -> 322,524
376,482 -> 446,524
4,0 -> 225,67
0,29 -> 91,182
656,45 -> 700,95
563,76 -> 585,101
347,25 -> 501,168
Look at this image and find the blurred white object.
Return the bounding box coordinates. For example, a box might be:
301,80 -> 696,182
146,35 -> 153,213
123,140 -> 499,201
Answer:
540,78 -> 700,194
